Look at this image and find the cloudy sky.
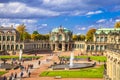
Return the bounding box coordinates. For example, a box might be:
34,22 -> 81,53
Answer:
0,0 -> 120,34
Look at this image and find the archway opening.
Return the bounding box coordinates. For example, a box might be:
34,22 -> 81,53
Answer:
53,44 -> 55,50
65,44 -> 68,51
58,44 -> 62,50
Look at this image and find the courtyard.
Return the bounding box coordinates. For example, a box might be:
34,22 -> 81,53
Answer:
0,51 -> 105,80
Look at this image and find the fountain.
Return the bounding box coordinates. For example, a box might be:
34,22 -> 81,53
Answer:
69,52 -> 74,67
50,52 -> 94,70
19,49 -> 23,60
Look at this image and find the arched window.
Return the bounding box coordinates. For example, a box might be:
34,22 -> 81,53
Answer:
16,45 -> 19,50
3,45 -> 5,50
0,44 -> 1,50
87,45 -> 90,51
7,45 -> 10,50
20,45 -> 23,49
11,45 -> 14,50
11,36 -> 14,41
0,36 -> 1,41
3,36 -> 5,41
100,37 -> 103,42
7,36 -> 10,41
91,45 -> 94,50
96,37 -> 99,42
96,45 -> 99,51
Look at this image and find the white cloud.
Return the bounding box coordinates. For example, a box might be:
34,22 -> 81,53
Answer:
86,10 -> 103,15
115,19 -> 120,22
96,19 -> 106,23
41,24 -> 48,27
0,2 -> 60,18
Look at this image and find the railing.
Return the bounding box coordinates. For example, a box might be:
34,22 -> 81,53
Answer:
107,44 -> 120,53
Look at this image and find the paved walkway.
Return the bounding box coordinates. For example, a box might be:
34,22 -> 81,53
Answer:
1,51 -> 103,80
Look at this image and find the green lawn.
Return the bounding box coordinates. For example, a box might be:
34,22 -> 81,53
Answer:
61,56 -> 107,62
40,65 -> 104,78
0,71 -> 7,76
0,55 -> 41,59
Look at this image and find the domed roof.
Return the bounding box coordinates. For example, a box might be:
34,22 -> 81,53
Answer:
51,27 -> 71,33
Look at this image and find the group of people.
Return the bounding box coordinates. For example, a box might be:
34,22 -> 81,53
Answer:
2,72 -> 17,80
1,57 -> 43,80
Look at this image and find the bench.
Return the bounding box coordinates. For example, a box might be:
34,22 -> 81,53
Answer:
54,76 -> 62,79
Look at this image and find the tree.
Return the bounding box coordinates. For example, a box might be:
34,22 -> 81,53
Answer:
86,28 -> 96,41
23,32 -> 31,40
72,35 -> 77,41
44,34 -> 49,40
31,34 -> 37,40
114,21 -> 120,28
33,31 -> 39,34
16,24 -> 26,41
80,35 -> 86,41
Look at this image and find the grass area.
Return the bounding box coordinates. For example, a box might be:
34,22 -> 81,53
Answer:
61,56 -> 107,62
0,55 -> 41,59
40,65 -> 104,78
0,71 -> 7,76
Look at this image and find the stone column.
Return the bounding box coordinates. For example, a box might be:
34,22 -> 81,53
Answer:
116,62 -> 119,80
67,43 -> 69,51
1,35 -> 3,41
62,43 -> 65,51
55,43 -> 58,51
14,35 -> 16,41
50,44 -> 53,50
1,44 -> 3,51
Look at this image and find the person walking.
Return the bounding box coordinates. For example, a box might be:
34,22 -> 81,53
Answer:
28,71 -> 31,77
14,72 -> 17,79
20,71 -> 24,78
3,76 -> 7,80
38,60 -> 41,65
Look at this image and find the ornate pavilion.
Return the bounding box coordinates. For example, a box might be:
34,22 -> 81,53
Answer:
0,25 -> 120,55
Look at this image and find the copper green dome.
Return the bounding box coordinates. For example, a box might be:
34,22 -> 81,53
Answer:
51,27 -> 71,33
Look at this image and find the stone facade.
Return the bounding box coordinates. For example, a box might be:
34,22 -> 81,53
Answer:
49,27 -> 73,51
1,26 -> 120,55
104,30 -> 120,80
0,26 -> 24,52
86,28 -> 120,55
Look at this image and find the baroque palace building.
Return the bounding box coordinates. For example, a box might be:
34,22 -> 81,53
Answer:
0,25 -> 120,55
104,30 -> 120,80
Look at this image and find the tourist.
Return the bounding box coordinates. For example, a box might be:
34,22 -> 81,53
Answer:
38,60 -> 41,65
28,71 -> 31,77
3,76 -> 7,80
14,72 -> 17,79
20,71 -> 24,78
8,76 -> 12,80
98,60 -> 101,64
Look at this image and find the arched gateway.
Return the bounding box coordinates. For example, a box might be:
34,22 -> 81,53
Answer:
50,26 -> 73,51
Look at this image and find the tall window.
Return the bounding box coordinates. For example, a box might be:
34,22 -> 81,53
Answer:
7,36 -> 10,41
96,45 -> 99,51
87,45 -> 90,51
0,45 -> 1,50
105,37 -> 107,42
96,37 -> 99,42
3,36 -> 5,41
0,36 -> 1,41
11,36 -> 14,41
11,45 -> 14,50
20,45 -> 23,49
91,45 -> 94,50
7,45 -> 10,50
16,45 -> 18,50
100,37 -> 103,42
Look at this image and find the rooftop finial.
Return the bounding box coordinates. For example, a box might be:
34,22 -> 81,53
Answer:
60,25 -> 62,28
